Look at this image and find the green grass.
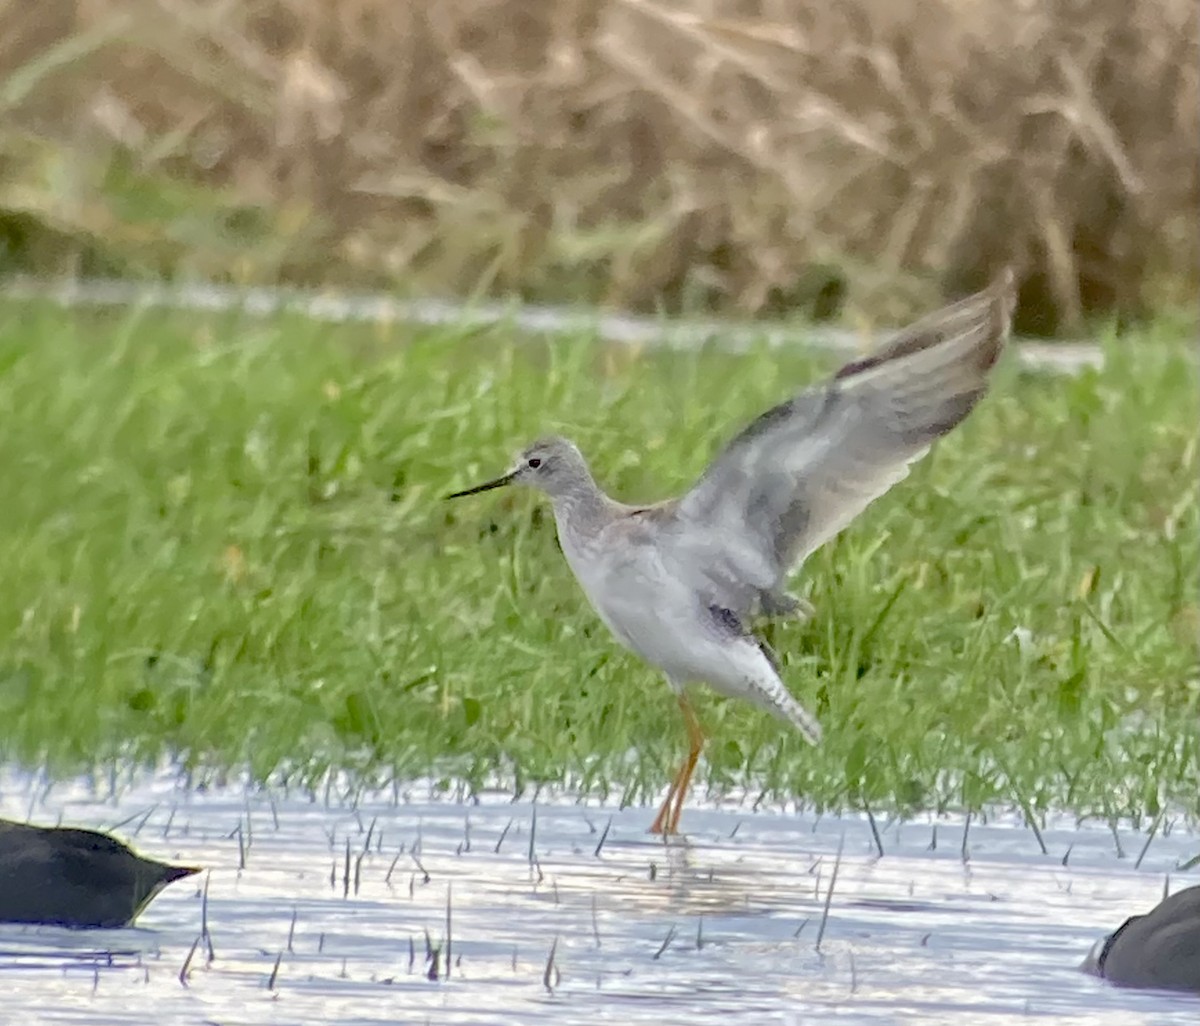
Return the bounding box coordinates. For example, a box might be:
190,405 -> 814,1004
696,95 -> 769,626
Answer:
0,299 -> 1196,821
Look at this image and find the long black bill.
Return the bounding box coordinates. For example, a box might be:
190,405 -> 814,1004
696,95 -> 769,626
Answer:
444,471 -> 516,500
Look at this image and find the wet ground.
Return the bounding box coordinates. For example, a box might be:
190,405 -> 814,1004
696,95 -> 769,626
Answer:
0,766 -> 1197,1024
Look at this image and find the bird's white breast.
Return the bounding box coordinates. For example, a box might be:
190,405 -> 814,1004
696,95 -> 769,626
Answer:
554,510 -> 722,682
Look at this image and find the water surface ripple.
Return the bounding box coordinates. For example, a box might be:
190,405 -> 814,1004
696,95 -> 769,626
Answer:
0,768 -> 1196,1025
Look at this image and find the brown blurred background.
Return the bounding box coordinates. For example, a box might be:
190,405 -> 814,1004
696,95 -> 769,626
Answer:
1,0 -> 1196,336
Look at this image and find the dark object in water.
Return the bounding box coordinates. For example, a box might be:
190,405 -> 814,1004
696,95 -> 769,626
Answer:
1082,885 -> 1200,993
0,818 -> 200,928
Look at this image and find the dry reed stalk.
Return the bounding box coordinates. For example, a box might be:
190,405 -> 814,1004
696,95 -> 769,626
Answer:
0,0 -> 1195,334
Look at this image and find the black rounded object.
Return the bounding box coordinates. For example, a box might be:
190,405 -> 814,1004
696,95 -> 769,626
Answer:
0,818 -> 200,929
1084,885 -> 1200,993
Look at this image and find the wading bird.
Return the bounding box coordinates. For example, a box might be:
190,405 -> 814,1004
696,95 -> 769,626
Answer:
448,272 -> 1015,835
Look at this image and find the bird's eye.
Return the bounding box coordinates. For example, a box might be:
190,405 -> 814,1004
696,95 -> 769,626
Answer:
527,458 -> 542,469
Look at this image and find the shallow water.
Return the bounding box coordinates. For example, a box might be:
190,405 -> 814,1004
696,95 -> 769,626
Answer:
1,767 -> 1197,1025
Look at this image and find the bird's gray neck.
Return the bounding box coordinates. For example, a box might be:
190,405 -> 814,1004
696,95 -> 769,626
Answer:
549,473 -> 615,542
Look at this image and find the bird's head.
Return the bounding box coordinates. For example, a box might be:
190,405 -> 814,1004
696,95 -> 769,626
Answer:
446,435 -> 591,501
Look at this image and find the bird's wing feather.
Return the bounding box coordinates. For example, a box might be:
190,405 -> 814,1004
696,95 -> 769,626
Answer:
673,271 -> 1015,615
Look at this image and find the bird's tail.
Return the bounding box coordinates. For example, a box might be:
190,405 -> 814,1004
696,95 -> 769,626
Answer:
709,604 -> 824,745
748,657 -> 823,745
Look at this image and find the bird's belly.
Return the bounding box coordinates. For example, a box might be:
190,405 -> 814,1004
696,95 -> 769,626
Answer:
561,541 -> 705,678
595,602 -> 714,682
583,579 -> 731,684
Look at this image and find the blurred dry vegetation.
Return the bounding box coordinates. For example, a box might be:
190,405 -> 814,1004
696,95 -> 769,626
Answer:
0,0 -> 1196,335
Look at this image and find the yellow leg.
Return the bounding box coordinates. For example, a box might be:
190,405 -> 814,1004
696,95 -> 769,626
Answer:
649,695 -> 706,836
649,773 -> 680,835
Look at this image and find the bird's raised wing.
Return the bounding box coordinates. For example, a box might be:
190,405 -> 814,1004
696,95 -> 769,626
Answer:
673,271 -> 1015,614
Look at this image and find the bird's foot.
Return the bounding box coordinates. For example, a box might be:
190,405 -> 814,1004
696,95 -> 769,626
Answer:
648,797 -> 677,836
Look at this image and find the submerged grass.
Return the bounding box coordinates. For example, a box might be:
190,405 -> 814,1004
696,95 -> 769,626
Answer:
0,300 -> 1196,818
